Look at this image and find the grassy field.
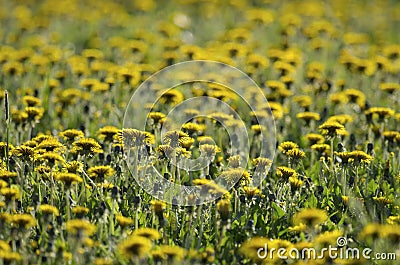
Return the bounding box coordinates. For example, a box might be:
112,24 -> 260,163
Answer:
0,0 -> 400,264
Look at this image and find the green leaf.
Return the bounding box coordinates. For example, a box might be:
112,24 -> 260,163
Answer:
367,179 -> 379,194
307,194 -> 318,208
271,202 -> 285,218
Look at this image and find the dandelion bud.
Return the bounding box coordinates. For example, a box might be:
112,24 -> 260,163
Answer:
217,199 -> 230,223
4,90 -> 9,122
151,200 -> 166,218
367,143 -> 374,155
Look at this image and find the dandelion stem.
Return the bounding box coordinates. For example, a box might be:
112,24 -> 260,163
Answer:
66,188 -> 71,221
5,90 -> 10,170
330,138 -> 334,175
196,204 -> 204,250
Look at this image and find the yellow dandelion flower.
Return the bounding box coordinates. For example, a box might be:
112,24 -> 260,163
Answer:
292,208 -> 328,226
359,223 -> 384,240
0,251 -> 22,263
88,166 -> 115,180
117,236 -> 152,259
121,128 -> 154,147
179,136 -> 195,149
330,92 -> 349,105
305,133 -> 325,145
243,186 -> 261,198
365,107 -> 395,121
348,150 -> 373,164
293,95 -> 312,108
159,245 -> 186,261
93,258 -> 113,265
319,121 -> 347,138
10,213 -> 36,229
97,126 -> 119,142
0,180 -> 7,189
288,223 -> 307,232
220,168 -> 251,185
296,112 -> 321,123
373,196 -> 393,205
148,112 -> 166,125
327,114 -> 353,125
343,89 -> 366,107
55,173 -> 83,186
59,129 -> 85,142
285,148 -> 306,160
66,219 -> 96,236
72,206 -> 90,216
24,106 -> 44,122
182,122 -> 205,135
276,166 -> 297,179
289,177 -> 304,190
22,95 -> 42,107
239,237 -> 270,261
63,161 -> 84,174
116,215 -> 134,228
387,216 -> 400,225
252,157 -> 272,173
311,144 -> 330,154
132,228 -> 161,240
39,204 -> 59,216
0,169 -> 17,180
383,131 -> 399,142
381,225 -> 400,244
151,200 -> 166,215
12,145 -> 35,161
158,89 -> 184,105
72,138 -> 103,156
0,187 -> 21,201
278,141 -> 298,154
227,155 -> 241,168
314,230 -> 343,246
38,152 -> 65,165
199,144 -> 220,159
379,82 -> 400,93
36,138 -> 65,152
0,240 -> 10,251
251,124 -> 266,134
0,142 -> 13,158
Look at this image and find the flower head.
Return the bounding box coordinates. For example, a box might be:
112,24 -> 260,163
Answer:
88,166 -> 115,180
365,107 -> 395,121
292,208 -> 328,226
117,236 -> 152,259
97,126 -> 119,142
217,199 -> 230,221
66,219 -> 96,236
72,138 -> 103,157
278,141 -> 298,154
132,228 -> 161,240
276,166 -> 297,179
59,129 -> 85,142
159,245 -> 186,261
319,121 -> 347,138
9,214 -> 36,229
56,173 -> 83,186
296,112 -> 320,123
38,204 -> 60,216
116,215 -> 134,228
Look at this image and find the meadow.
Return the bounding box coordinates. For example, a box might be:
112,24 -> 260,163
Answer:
0,0 -> 400,264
